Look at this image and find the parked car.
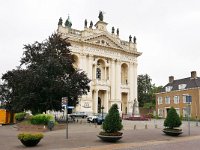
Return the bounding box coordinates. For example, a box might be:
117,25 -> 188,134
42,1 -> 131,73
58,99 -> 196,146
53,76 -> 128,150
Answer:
87,114 -> 98,123
96,113 -> 107,125
70,112 -> 88,118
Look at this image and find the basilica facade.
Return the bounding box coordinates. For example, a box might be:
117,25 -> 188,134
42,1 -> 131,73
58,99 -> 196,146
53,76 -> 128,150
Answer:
57,12 -> 142,115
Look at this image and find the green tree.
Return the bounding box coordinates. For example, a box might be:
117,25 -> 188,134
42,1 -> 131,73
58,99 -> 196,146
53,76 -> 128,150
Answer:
102,104 -> 123,133
0,33 -> 90,114
164,107 -> 182,129
138,74 -> 162,107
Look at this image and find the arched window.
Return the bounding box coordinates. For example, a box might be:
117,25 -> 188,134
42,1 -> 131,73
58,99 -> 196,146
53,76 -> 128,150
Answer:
96,68 -> 101,79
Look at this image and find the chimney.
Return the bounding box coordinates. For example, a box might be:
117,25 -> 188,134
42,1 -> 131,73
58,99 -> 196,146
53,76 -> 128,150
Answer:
169,76 -> 174,83
191,71 -> 197,79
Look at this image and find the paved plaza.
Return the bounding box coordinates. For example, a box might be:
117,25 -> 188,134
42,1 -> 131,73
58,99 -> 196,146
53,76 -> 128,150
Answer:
1,119 -> 200,150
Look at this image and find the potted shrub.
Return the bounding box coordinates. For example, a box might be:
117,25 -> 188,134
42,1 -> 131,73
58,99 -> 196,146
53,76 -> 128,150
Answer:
163,107 -> 183,136
18,132 -> 44,147
97,104 -> 123,142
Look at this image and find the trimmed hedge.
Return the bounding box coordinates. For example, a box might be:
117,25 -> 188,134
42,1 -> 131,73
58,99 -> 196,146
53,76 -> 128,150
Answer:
18,133 -> 44,141
102,104 -> 123,133
164,107 -> 182,129
15,112 -> 27,121
30,114 -> 54,125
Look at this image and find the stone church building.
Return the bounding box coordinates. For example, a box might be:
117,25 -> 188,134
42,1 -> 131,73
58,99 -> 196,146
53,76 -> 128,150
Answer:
57,12 -> 142,115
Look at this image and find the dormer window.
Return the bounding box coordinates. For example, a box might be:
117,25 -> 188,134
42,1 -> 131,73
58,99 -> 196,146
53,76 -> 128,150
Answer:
178,84 -> 186,90
165,86 -> 172,92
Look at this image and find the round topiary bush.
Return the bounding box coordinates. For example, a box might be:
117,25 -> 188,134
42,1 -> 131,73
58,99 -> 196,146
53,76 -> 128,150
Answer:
102,104 -> 123,134
164,107 -> 182,129
18,132 -> 44,147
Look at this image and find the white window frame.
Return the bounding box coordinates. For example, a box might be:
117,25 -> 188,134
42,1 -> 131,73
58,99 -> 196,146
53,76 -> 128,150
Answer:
174,96 -> 180,104
158,108 -> 163,117
165,86 -> 172,92
157,97 -> 163,105
175,108 -> 180,116
178,84 -> 186,90
165,96 -> 170,104
182,107 -> 191,117
182,94 -> 188,103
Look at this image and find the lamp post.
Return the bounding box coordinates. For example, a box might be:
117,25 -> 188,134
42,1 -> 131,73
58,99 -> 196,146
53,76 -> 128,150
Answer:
186,95 -> 192,136
62,97 -> 68,139
101,106 -> 104,119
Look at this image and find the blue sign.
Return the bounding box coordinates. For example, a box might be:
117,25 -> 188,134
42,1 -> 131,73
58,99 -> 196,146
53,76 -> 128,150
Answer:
67,106 -> 74,109
186,95 -> 192,103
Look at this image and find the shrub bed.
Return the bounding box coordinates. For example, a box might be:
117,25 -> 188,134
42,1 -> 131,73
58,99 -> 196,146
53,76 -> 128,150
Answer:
15,112 -> 27,121
30,114 -> 53,125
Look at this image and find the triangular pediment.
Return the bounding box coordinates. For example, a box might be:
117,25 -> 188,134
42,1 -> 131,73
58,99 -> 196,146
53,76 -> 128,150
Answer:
84,33 -> 123,49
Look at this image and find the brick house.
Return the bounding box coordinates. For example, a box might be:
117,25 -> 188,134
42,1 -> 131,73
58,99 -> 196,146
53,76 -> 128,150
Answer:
156,71 -> 200,119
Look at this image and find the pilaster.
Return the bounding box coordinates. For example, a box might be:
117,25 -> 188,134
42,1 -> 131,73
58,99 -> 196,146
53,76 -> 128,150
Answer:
111,59 -> 116,101
115,60 -> 121,101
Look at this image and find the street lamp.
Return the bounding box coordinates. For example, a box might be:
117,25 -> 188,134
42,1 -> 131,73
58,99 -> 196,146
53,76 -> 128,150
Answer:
101,106 -> 104,119
186,95 -> 192,136
62,97 -> 68,139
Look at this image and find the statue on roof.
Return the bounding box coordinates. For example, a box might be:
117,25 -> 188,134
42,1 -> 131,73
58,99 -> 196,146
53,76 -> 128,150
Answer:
112,27 -> 115,34
89,21 -> 93,28
58,17 -> 63,26
129,35 -> 132,42
65,16 -> 72,28
117,28 -> 119,36
98,11 -> 103,21
133,36 -> 136,44
84,19 -> 87,28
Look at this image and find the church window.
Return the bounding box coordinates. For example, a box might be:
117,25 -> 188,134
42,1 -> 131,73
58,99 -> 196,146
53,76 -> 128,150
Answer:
96,68 -> 101,79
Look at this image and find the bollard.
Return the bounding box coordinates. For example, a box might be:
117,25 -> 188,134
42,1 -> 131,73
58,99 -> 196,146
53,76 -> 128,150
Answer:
134,125 -> 136,130
95,123 -> 97,128
155,124 -> 157,128
145,124 -> 148,129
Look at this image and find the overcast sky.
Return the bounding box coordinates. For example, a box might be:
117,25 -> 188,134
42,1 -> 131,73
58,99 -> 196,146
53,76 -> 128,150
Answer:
1,0 -> 200,86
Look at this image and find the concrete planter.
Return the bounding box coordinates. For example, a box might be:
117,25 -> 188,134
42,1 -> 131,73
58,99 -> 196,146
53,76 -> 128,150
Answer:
97,134 -> 122,142
163,128 -> 183,136
20,139 -> 41,147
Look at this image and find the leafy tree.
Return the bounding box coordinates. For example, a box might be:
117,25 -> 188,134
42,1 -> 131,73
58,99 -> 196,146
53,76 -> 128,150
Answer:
0,33 -> 90,114
137,74 -> 162,107
164,107 -> 182,129
102,104 -> 123,133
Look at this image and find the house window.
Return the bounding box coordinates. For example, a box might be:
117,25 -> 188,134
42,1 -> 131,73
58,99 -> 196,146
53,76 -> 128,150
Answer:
182,95 -> 188,103
178,84 -> 186,90
175,108 -> 180,116
165,96 -> 170,104
174,96 -> 180,104
157,97 -> 162,105
165,86 -> 172,92
96,68 -> 101,79
182,107 -> 190,117
158,109 -> 163,117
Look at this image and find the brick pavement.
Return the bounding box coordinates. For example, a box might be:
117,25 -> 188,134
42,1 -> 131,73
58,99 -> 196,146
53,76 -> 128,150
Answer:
1,119 -> 200,150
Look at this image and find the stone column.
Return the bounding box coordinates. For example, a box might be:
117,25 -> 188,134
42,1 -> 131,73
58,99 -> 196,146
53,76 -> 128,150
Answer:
133,63 -> 138,103
104,90 -> 109,113
93,89 -> 99,113
129,62 -> 134,108
115,60 -> 121,102
111,59 -> 116,101
104,66 -> 106,81
80,54 -> 87,72
133,62 -> 140,116
87,55 -> 93,100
